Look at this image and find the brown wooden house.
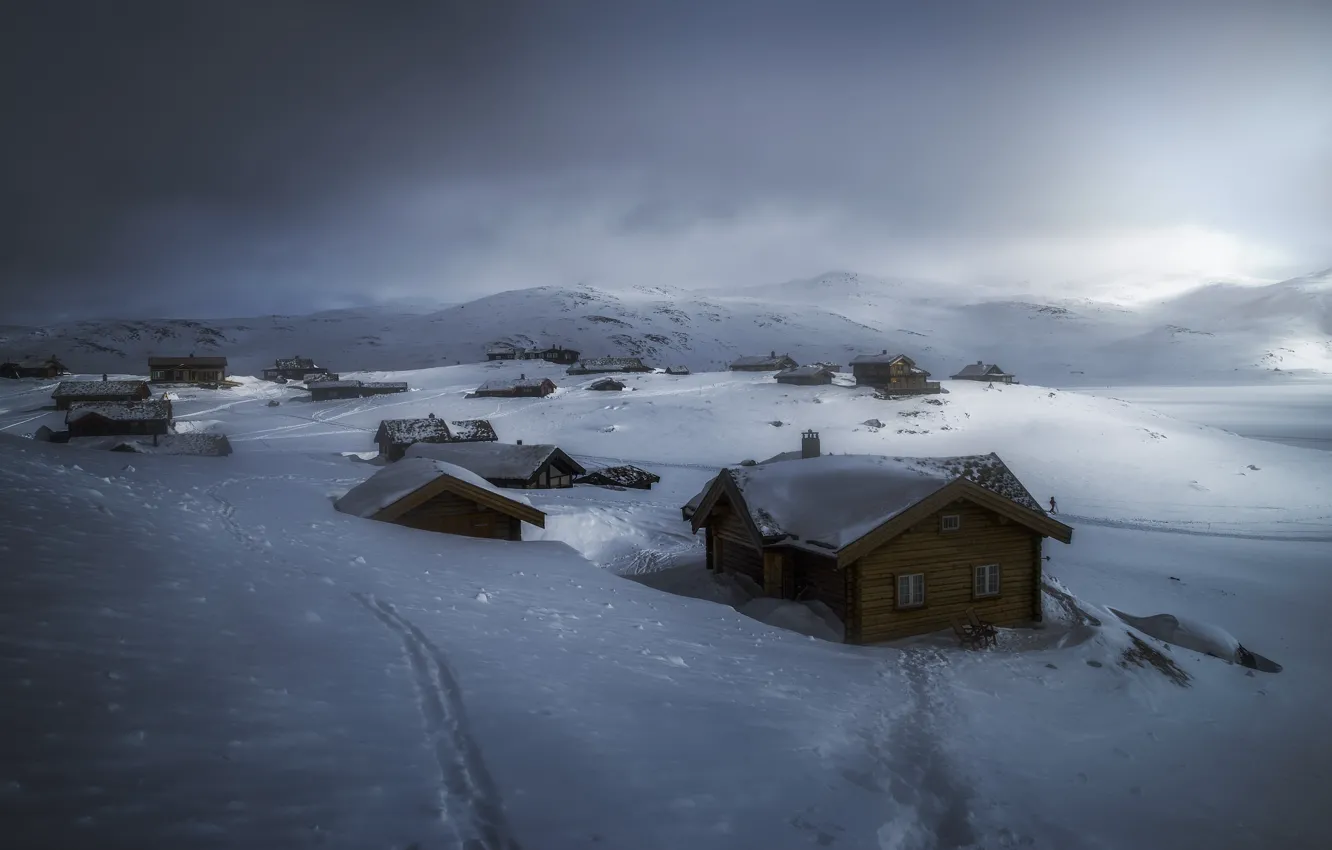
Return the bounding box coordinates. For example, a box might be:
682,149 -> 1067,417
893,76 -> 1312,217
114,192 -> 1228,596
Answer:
774,365 -> 836,386
951,361 -> 1016,384
66,399 -> 173,439
566,357 -> 652,375
51,380 -> 151,410
730,352 -> 799,372
334,457 -> 545,540
849,351 -> 940,394
486,344 -> 518,361
588,377 -> 625,391
470,375 -> 557,398
1,356 -> 68,379
687,445 -> 1072,644
374,414 -> 453,461
262,356 -> 331,382
404,441 -> 586,489
574,465 -> 661,490
148,356 -> 227,384
521,346 -> 580,365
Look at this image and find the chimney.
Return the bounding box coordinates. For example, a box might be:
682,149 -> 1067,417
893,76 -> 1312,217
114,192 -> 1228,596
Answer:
882,349 -> 887,355
801,430 -> 821,459
520,373 -> 525,380
978,360 -> 984,366
516,439 -> 523,445
770,350 -> 775,358
427,412 -> 436,419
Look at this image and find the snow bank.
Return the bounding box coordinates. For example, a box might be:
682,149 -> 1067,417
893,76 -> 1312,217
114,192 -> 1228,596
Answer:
1110,609 -> 1242,662
334,457 -> 522,518
739,598 -> 845,642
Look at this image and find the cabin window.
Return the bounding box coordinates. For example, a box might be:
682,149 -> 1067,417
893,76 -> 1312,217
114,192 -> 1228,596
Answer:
973,564 -> 1001,598
940,514 -> 961,532
896,573 -> 925,609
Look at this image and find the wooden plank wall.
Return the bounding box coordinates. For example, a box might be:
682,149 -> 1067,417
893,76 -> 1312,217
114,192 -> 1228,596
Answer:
395,491 -> 521,540
792,549 -> 847,620
852,499 -> 1039,643
712,503 -> 763,586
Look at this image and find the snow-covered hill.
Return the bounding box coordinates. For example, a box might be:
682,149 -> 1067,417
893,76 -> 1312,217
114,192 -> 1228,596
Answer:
1,270 -> 1329,386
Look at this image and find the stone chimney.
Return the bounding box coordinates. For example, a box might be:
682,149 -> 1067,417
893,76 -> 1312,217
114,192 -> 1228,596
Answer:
516,439 -> 523,445
882,349 -> 888,355
801,430 -> 821,459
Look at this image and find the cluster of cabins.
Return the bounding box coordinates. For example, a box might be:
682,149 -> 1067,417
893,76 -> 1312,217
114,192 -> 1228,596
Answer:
258,355 -> 411,401
724,351 -> 1015,392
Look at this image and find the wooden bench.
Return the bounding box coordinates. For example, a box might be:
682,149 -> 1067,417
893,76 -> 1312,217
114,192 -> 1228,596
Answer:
951,615 -> 987,649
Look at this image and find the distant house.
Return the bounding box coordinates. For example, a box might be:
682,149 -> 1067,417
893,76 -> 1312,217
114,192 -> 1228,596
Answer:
51,379 -> 151,410
148,356 -> 227,384
304,372 -> 339,383
262,356 -> 331,382
527,346 -> 580,365
374,413 -> 454,461
566,356 -> 652,375
65,399 -> 172,439
686,436 -> 1073,644
449,419 -> 499,442
486,344 -> 518,361
307,380 -> 408,402
588,377 -> 625,391
951,361 -> 1016,384
665,365 -> 691,376
730,352 -> 799,372
1,356 -> 68,379
575,465 -> 661,490
360,382 -> 409,396
405,441 -> 586,489
774,365 -> 836,386
334,457 -> 545,541
849,351 -> 939,394
470,376 -> 557,398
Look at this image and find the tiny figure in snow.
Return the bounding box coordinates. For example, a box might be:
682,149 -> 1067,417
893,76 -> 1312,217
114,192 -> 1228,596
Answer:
1049,496 -> 1058,514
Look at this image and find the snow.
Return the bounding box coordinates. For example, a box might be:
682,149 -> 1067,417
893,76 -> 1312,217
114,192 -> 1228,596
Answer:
70,433 -> 234,456
2,356 -> 1332,848
404,441 -> 577,481
475,377 -> 551,392
65,399 -> 171,422
448,419 -> 498,442
1109,609 -> 1242,661
51,380 -> 148,398
376,416 -> 452,444
334,456 -> 517,518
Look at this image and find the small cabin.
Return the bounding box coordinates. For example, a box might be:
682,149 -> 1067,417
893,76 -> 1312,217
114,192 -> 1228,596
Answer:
359,382 -> 409,396
588,377 -> 625,391
566,357 -> 652,375
575,465 -> 661,490
665,365 -> 691,376
65,399 -> 173,439
405,441 -> 586,489
304,372 -> 339,383
687,440 -> 1072,644
486,344 -> 518,361
307,380 -> 409,401
849,351 -> 939,394
951,361 -> 1016,384
334,457 -> 545,541
374,414 -> 453,461
730,352 -> 799,372
51,380 -> 151,410
1,356 -> 69,379
262,356 -> 331,382
774,365 -> 836,386
527,346 -> 580,365
470,376 -> 557,398
148,356 -> 227,385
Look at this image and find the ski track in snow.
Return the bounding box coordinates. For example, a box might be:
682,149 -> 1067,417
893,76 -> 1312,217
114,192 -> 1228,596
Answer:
353,593 -> 521,850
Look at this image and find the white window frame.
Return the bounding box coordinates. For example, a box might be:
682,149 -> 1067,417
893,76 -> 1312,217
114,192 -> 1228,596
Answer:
896,573 -> 926,609
941,514 -> 961,532
973,563 -> 1001,598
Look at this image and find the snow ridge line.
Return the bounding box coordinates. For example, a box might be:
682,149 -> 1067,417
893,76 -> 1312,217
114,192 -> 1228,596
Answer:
1062,512 -> 1332,543
353,593 -> 521,850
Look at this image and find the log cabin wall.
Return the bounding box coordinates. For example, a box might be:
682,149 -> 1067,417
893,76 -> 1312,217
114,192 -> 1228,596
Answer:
792,549 -> 848,621
710,501 -> 764,586
850,498 -> 1040,644
394,491 -> 523,540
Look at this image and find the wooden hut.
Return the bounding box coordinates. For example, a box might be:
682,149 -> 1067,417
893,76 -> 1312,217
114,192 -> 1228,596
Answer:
951,361 -> 1016,384
774,366 -> 836,386
404,441 -> 586,489
470,376 -> 557,398
687,447 -> 1072,644
588,377 -> 625,391
730,352 -> 798,372
849,351 -> 939,393
566,357 -> 652,375
575,465 -> 661,490
665,365 -> 691,376
374,414 -> 453,461
51,380 -> 151,410
486,344 -> 518,361
65,400 -> 172,439
148,356 -> 227,384
334,457 -> 545,540
307,380 -> 365,401
262,356 -> 332,382
1,356 -> 68,379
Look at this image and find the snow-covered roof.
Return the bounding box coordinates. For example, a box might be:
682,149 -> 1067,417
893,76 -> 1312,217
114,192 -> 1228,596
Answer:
73,433 -> 233,456
568,357 -> 647,372
716,453 -> 1043,552
65,400 -> 172,423
731,354 -> 796,368
148,356 -> 227,367
485,343 -> 517,354
588,377 -> 625,389
952,362 -> 1013,378
849,352 -> 909,365
449,419 -> 498,442
307,380 -> 361,389
334,457 -> 527,519
476,378 -> 553,392
302,372 -> 334,381
774,365 -> 833,379
273,357 -> 316,370
52,380 -> 148,398
376,417 -> 452,445
404,441 -> 584,480
576,465 -> 661,487
665,365 -> 690,374
362,382 -> 409,390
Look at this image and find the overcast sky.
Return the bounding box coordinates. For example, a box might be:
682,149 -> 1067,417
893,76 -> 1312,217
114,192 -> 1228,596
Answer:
4,0 -> 1330,322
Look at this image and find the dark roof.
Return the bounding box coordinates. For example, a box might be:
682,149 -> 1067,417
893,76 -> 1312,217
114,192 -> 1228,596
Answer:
404,442 -> 587,480
273,357 -> 317,370
307,380 -> 362,389
52,380 -> 148,398
665,365 -> 691,374
568,356 -> 648,373
576,465 -> 661,487
849,352 -> 911,365
774,365 -> 834,379
952,362 -> 1013,378
66,399 -> 172,423
361,382 -> 409,389
375,417 -> 452,445
475,377 -> 554,392
588,377 -> 625,390
485,343 -> 517,354
148,356 -> 228,368
731,354 -> 797,368
449,419 -> 498,442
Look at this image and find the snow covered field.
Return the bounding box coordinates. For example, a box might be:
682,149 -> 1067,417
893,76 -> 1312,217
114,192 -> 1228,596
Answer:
2,364 -> 1330,849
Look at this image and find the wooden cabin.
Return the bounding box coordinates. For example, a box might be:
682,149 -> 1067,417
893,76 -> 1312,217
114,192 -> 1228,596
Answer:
730,352 -> 799,372
951,361 -> 1016,384
522,346 -> 580,365
307,380 -> 409,401
588,377 -> 625,391
849,351 -> 939,394
486,344 -> 518,361
470,376 -> 557,398
65,400 -> 173,439
566,356 -> 652,375
334,457 -> 545,541
665,365 -> 691,376
404,441 -> 586,489
374,414 -> 453,461
1,356 -> 68,379
148,356 -> 227,384
774,365 -> 836,386
575,465 -> 661,490
449,419 -> 498,442
51,380 -> 151,410
304,372 -> 339,383
687,443 -> 1072,645
360,382 -> 409,396
262,356 -> 331,382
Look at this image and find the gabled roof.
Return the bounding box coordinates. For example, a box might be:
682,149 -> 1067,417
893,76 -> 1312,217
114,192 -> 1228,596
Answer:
52,380 -> 149,398
588,377 -> 625,390
273,357 -> 317,370
575,465 -> 661,487
774,365 -> 834,379
475,377 -> 555,392
361,382 -> 409,390
307,380 -> 362,389
449,419 -> 498,442
665,365 -> 691,374
374,416 -> 452,445
148,356 -> 227,368
568,356 -> 648,372
689,453 -> 1070,565
731,354 -> 797,368
849,352 -> 913,365
66,399 -> 172,423
952,362 -> 1013,378
486,343 -> 517,354
334,457 -> 545,527
404,441 -> 586,480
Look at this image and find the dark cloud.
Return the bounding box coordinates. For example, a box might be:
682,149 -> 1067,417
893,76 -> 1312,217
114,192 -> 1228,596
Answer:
3,0 -> 1330,321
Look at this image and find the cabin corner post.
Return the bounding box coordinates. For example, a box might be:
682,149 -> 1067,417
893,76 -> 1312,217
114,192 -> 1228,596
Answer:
1032,535 -> 1044,622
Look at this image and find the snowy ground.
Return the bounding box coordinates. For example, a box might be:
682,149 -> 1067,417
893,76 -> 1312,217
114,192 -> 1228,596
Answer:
2,365 -> 1330,849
